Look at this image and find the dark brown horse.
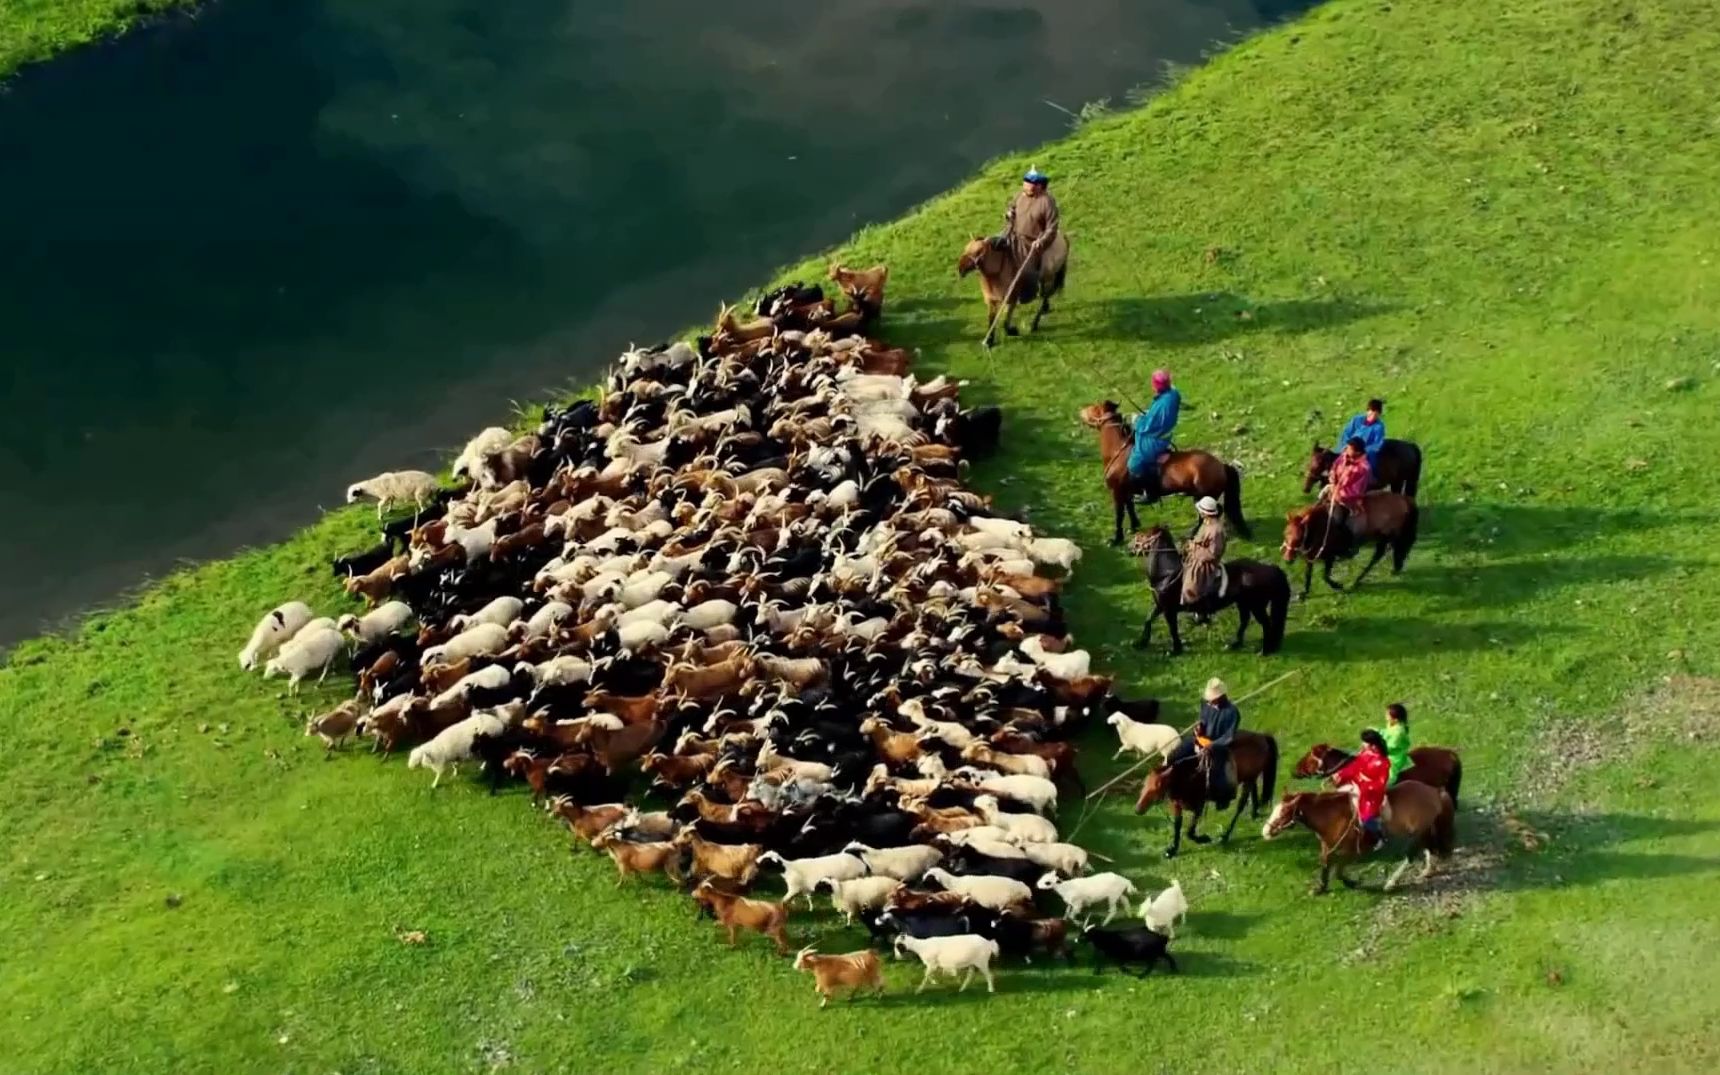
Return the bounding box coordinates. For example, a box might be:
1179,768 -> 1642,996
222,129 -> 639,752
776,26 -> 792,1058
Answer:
1129,527 -> 1289,655
1079,401 -> 1250,545
1261,785 -> 1455,894
1134,731 -> 1279,858
1293,743 -> 1463,808
957,234 -> 1070,347
1303,440 -> 1423,498
1280,494 -> 1418,599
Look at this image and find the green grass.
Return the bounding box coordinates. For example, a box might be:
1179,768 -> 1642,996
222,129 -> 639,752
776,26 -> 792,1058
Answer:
6,0 -> 1720,1071
0,0 -> 194,79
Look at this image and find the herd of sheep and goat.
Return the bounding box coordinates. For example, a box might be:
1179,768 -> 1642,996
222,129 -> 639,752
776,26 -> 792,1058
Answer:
236,268 -> 1213,1002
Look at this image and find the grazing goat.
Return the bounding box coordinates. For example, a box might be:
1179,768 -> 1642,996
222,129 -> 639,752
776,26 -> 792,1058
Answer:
346,470 -> 440,519
793,947 -> 886,1007
1035,872 -> 1137,926
239,601 -> 315,671
692,881 -> 790,954
893,934 -> 1001,994
1139,880 -> 1188,938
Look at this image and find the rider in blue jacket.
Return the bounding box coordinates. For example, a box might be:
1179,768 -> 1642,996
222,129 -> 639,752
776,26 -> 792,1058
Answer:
1337,398 -> 1386,469
1128,369 -> 1180,501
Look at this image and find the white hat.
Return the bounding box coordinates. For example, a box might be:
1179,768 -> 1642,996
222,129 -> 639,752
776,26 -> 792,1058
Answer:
1196,496 -> 1221,516
1203,677 -> 1228,702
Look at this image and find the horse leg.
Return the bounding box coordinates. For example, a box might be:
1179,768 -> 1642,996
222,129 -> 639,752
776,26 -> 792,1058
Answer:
1165,605 -> 1184,656
1188,803 -> 1210,844
982,300 -> 1001,347
1421,848 -> 1436,880
1384,856 -> 1414,892
1322,558 -> 1345,592
1313,853 -> 1332,895
1228,604 -> 1251,651
1336,860 -> 1360,889
1164,805 -> 1184,858
1031,290 -> 1051,332
1221,784 -> 1250,843
1352,540 -> 1390,588
1110,491 -> 1126,546
1134,603 -> 1161,650
1003,301 -> 1021,337
1300,559 -> 1314,600
1125,496 -> 1141,533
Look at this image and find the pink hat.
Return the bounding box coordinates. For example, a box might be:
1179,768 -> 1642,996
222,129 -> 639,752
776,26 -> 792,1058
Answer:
1151,369 -> 1171,390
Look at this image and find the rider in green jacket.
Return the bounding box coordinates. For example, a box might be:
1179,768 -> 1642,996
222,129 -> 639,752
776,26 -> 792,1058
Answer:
1382,702 -> 1412,784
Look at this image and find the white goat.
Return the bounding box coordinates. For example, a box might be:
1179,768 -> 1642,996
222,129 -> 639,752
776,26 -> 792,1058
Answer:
971,795 -> 1058,844
961,772 -> 1060,815
1106,713 -> 1181,761
1020,842 -> 1091,877
921,867 -> 1031,912
840,841 -> 941,882
514,600 -> 573,641
1023,536 -> 1082,573
336,601 -> 413,645
450,596 -> 525,632
430,664 -> 512,710
407,710 -> 506,788
1139,880 -> 1189,938
238,600 -> 314,671
759,850 -> 869,907
345,470 -> 439,519
421,622 -> 509,667
1035,872 -> 1137,925
821,876 -> 902,924
517,655 -> 600,688
261,625 -> 346,693
1019,635 -> 1091,681
451,426 -> 511,485
614,619 -> 671,656
679,599 -> 739,632
893,934 -> 1001,994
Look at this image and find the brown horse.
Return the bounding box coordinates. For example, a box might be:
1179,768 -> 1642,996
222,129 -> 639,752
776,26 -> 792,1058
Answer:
1280,494 -> 1418,599
1261,785 -> 1455,894
1302,440 -> 1423,498
957,233 -> 1069,347
1134,731 -> 1279,858
1292,743 -> 1463,808
1129,527 -> 1289,655
1079,401 -> 1250,545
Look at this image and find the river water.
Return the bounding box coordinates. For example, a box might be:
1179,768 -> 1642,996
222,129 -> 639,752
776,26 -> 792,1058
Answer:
0,0 -> 1311,646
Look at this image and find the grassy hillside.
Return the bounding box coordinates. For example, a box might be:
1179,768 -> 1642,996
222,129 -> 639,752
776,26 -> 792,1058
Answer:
5,0 -> 1720,1072
0,0 -> 194,79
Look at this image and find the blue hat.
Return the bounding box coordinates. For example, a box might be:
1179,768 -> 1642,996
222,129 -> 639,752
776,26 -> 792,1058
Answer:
1023,166 -> 1049,184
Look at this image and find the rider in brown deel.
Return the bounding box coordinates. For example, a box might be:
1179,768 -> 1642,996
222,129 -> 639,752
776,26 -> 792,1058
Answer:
999,166 -> 1060,322
1181,496 -> 1226,616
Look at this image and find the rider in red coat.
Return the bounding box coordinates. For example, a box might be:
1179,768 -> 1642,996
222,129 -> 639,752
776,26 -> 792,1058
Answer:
1333,728 -> 1392,849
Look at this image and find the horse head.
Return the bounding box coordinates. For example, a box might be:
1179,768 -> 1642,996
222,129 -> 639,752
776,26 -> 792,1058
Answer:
956,236 -> 992,277
1281,506 -> 1317,561
1133,765 -> 1173,814
1302,442 -> 1337,494
1078,400 -> 1123,429
1291,744 -> 1333,779
1129,527 -> 1174,557
1260,793 -> 1306,840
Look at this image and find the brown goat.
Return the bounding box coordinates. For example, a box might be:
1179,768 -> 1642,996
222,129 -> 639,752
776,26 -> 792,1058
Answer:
827,263 -> 888,312
692,881 -> 790,953
358,650 -> 401,696
420,657 -> 476,696
793,947 -> 886,1007
343,555 -> 409,607
549,798 -> 630,847
304,699 -> 364,750
640,750 -> 716,787
859,717 -> 923,768
580,689 -> 664,726
661,655 -> 752,700
576,719 -> 667,774
674,830 -> 764,885
591,831 -> 683,886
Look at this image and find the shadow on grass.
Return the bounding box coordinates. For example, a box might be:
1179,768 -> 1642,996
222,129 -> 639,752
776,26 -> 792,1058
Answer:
1073,293 -> 1392,345
1395,555 -> 1692,611
1416,502 -> 1720,558
1279,614 -> 1582,663
868,971 -> 1094,1007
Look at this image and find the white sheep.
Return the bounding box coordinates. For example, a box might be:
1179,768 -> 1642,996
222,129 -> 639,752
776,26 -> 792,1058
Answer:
1020,841 -> 1091,877
971,795 -> 1059,844
420,622 -> 509,667
1018,635 -> 1091,681
961,772 -> 1060,815
336,601 -> 413,644
893,934 -> 1001,994
514,600 -> 573,641
759,850 -> 869,907
516,655 -> 600,688
1139,880 -> 1189,938
820,875 -> 902,924
451,426 -> 511,485
238,600 -> 314,671
345,470 -> 440,519
261,625 -> 346,693
840,841 -> 942,882
1106,712 -> 1182,762
613,598 -> 681,628
1035,872 -> 1137,926
614,619 -> 671,656
430,664 -> 512,710
450,596 -> 525,632
679,599 -> 739,632
1023,536 -> 1082,573
407,710 -> 506,788
921,867 -> 1031,912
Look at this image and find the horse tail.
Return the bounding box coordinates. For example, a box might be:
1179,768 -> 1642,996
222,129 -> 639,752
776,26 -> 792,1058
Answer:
1261,571 -> 1291,655
1446,754 -> 1462,810
1403,444 -> 1422,500
1222,465 -> 1251,538
1392,500 -> 1419,572
1261,734 -> 1279,806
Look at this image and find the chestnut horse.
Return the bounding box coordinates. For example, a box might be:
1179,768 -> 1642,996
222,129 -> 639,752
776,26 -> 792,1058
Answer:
957,233 -> 1069,347
1302,440 -> 1423,498
1261,785 -> 1455,894
1293,743 -> 1463,809
1129,527 -> 1289,655
1079,401 -> 1250,545
1134,731 -> 1279,858
1280,493 -> 1418,599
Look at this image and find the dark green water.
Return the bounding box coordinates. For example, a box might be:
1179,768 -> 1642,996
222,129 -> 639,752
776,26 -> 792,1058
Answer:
0,0 -> 1311,645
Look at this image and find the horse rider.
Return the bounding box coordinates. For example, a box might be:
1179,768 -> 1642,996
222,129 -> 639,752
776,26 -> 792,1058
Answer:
1325,436 -> 1373,537
1331,728 -> 1392,850
1337,398 -> 1387,470
1383,703 -> 1412,785
1128,369 -> 1181,502
1181,496 -> 1226,611
1000,166 -> 1060,307
1166,677 -> 1241,807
